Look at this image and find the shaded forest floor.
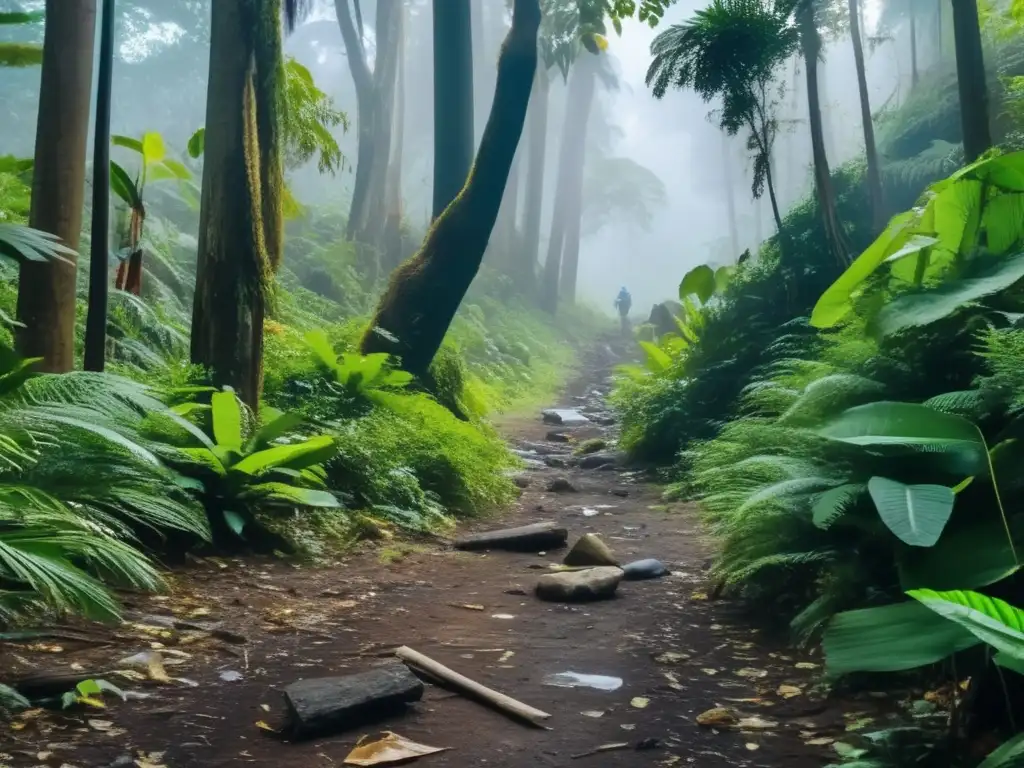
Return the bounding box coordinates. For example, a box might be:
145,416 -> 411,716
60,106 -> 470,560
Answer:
1,340 -> 897,767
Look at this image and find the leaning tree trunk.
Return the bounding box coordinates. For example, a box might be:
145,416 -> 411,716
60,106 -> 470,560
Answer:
191,0 -> 286,411
721,131 -> 740,257
432,0 -> 476,220
382,7 -> 407,275
520,65 -> 549,294
84,0 -> 115,372
849,0 -> 885,232
951,0 -> 992,163
798,0 -> 848,266
360,0 -> 540,377
541,53 -> 597,314
16,0 -> 96,371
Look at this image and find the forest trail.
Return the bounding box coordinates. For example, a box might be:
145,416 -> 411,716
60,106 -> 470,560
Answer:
2,341 -> 882,768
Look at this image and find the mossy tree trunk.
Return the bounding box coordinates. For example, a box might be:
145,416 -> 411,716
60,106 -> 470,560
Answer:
849,0 -> 885,232
951,0 -> 991,163
432,0 -> 476,220
16,0 -> 96,371
84,0 -> 116,372
542,51 -> 597,313
360,0 -> 541,377
797,0 -> 848,266
191,0 -> 286,411
520,65 -> 549,294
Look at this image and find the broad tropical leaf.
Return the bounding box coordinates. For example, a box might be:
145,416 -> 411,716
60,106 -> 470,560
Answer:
231,435 -> 337,475
908,589 -> 1024,661
978,733 -> 1024,768
867,476 -> 955,547
0,223 -> 76,264
248,482 -> 341,508
898,522 -> 1019,591
823,601 -> 980,674
679,264 -> 715,304
639,340 -> 672,372
210,391 -> 244,451
187,128 -> 205,159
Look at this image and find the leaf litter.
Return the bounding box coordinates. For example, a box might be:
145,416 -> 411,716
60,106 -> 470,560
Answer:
343,732 -> 448,766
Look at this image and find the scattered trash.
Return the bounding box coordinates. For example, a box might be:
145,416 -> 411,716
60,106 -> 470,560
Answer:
630,697 -> 650,709
582,508 -> 600,517
542,672 -> 623,692
343,732 -> 447,766
219,670 -> 243,682
498,651 -> 515,663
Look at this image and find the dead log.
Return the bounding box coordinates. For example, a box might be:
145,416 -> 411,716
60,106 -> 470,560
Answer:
395,645 -> 550,726
453,521 -> 567,552
283,663 -> 423,740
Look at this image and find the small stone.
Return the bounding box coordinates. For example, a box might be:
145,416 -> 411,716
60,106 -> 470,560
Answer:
546,431 -> 571,442
610,488 -> 629,498
542,408 -> 590,426
546,477 -> 577,493
622,558 -> 668,581
544,456 -> 567,469
564,533 -> 618,567
535,566 -> 623,602
511,474 -> 531,489
579,452 -> 620,469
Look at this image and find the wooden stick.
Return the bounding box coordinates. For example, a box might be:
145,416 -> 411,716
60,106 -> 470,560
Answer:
395,645 -> 551,725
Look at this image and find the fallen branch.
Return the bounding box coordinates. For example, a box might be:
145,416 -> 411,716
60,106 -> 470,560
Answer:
571,742 -> 630,759
394,645 -> 551,727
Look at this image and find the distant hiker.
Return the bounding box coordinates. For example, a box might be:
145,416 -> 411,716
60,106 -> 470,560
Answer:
614,286 -> 632,335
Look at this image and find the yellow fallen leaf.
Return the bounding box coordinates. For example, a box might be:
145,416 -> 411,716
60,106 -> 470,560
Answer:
79,695 -> 106,708
690,591 -> 709,601
737,716 -> 777,730
696,707 -> 737,727
88,719 -> 114,731
795,662 -> 819,670
344,732 -> 448,766
777,684 -> 803,699
255,720 -> 277,733
631,697 -> 650,709
701,668 -> 719,676
655,651 -> 690,664
736,668 -> 768,679
451,603 -> 485,611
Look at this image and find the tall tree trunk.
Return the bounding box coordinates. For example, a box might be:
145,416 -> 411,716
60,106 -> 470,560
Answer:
910,7 -> 919,87
191,0 -> 285,411
84,0 -> 115,372
936,0 -> 944,58
520,65 -> 549,294
721,131 -> 740,257
16,0 -> 96,371
558,150 -> 585,305
797,0 -> 847,266
382,6 -> 407,275
360,1 -> 402,245
541,53 -> 597,314
764,158 -> 784,235
360,0 -> 540,377
951,0 -> 992,163
494,147 -> 521,273
432,0 -> 475,219
849,0 -> 885,231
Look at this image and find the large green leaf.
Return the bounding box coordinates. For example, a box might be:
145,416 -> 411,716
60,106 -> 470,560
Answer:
0,223 -> 75,264
249,482 -> 342,508
141,132 -> 166,165
187,128 -> 205,159
811,211 -> 916,328
908,589 -> 1024,661
210,391 -> 243,452
815,402 -> 987,474
109,161 -> 142,211
679,264 -> 715,304
639,340 -> 671,372
898,522 -> 1019,591
867,476 -> 954,547
875,252 -> 1024,336
982,193 -> 1024,254
812,483 -> 864,530
953,150 -> 1024,192
304,329 -> 338,371
932,179 -> 983,256
823,600 -> 980,674
252,410 -> 303,448
231,435 -> 337,475
978,733 -> 1024,768
111,134 -> 144,155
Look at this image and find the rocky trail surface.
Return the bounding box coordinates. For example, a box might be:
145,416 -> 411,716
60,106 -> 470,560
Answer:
0,341 -> 891,767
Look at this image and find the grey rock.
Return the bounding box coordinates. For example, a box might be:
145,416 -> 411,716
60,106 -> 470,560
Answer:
535,566 -> 623,602
579,452 -> 621,469
454,521 -> 568,552
542,408 -> 590,426
546,431 -> 571,442
545,477 -> 577,493
564,533 -> 618,567
511,473 -> 531,489
622,558 -> 668,581
610,488 -> 630,498
544,456 -> 567,469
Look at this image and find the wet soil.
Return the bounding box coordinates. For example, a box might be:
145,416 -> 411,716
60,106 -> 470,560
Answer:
0,341 -> 890,767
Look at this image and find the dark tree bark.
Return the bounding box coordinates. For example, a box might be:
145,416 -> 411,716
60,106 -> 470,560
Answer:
16,0 -> 96,371
541,53 -> 597,314
191,0 -> 286,411
797,0 -> 848,266
520,66 -> 549,293
849,0 -> 885,231
432,0 -> 476,220
360,0 -> 540,377
84,0 -> 116,372
951,0 -> 992,163
335,0 -> 400,241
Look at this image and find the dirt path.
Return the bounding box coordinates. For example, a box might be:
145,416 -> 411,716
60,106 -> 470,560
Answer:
1,342 -> 880,767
